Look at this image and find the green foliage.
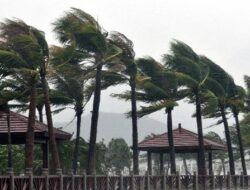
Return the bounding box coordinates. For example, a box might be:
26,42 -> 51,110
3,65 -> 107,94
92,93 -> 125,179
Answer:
0,145 -> 42,175
134,57 -> 185,117
105,138 -> 132,174
58,138 -> 88,173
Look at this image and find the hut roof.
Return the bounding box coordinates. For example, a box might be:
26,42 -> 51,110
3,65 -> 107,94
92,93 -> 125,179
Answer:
137,125 -> 226,153
0,111 -> 72,144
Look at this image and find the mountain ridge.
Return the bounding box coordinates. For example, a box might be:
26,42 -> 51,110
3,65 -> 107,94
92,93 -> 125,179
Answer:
55,112 -> 167,145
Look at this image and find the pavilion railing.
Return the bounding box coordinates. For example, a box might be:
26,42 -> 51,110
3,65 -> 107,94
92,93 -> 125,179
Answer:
0,172 -> 249,190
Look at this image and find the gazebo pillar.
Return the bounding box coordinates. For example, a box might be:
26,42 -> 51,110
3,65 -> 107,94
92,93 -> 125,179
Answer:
208,151 -> 213,175
159,153 -> 164,174
42,140 -> 49,169
147,151 -> 152,175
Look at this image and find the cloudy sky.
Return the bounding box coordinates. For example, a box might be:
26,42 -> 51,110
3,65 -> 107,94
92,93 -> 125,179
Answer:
1,0 -> 249,135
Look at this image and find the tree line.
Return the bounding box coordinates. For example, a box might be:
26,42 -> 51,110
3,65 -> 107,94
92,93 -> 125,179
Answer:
0,8 -> 249,176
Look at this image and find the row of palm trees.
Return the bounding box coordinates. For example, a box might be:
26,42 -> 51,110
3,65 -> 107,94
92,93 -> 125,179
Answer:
0,8 -> 249,176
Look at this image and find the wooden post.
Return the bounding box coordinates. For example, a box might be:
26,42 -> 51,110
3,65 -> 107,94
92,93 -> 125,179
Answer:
241,172 -> 244,189
83,173 -> 87,190
120,171 -> 123,190
131,172 -> 135,190
163,171 -> 166,190
193,172 -> 198,190
160,153 -> 164,175
8,168 -> 14,190
94,171 -> 97,190
147,151 -> 152,175
25,168 -> 33,190
176,171 -> 181,190
106,173 -> 109,190
57,168 -> 63,190
146,171 -> 150,190
71,172 -> 75,190
42,168 -> 49,190
45,174 -> 49,190
227,171 -> 231,189
29,172 -> 33,190
208,151 -> 213,175
211,171 -> 215,190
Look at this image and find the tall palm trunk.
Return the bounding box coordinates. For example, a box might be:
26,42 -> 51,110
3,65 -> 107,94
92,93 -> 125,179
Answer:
194,91 -> 206,175
220,104 -> 235,175
72,108 -> 83,174
40,69 -> 61,172
130,77 -> 139,174
166,107 -> 176,174
25,76 -> 37,169
87,64 -> 103,174
233,109 -> 247,175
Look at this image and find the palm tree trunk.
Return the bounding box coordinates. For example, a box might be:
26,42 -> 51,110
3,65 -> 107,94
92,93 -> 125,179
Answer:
220,104 -> 235,175
166,107 -> 176,174
25,76 -> 37,169
40,70 -> 61,172
195,92 -> 206,175
233,110 -> 247,175
87,64 -> 103,175
72,109 -> 83,174
130,77 -> 139,174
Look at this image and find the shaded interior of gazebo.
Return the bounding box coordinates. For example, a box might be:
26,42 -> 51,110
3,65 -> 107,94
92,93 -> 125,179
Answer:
137,124 -> 226,175
0,110 -> 72,169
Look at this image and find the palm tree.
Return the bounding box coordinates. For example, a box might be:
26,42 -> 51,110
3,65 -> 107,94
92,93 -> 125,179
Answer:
229,85 -> 247,175
107,32 -> 140,174
0,19 -> 44,169
201,56 -> 236,175
135,57 -> 188,174
163,41 -> 214,175
50,46 -> 94,174
0,19 -> 61,171
53,8 -> 122,174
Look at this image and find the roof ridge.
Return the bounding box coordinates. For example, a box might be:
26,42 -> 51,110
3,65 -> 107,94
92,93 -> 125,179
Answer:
138,132 -> 167,145
174,127 -> 225,147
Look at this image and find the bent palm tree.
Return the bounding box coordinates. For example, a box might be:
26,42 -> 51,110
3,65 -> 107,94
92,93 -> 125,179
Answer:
53,8 -> 122,174
0,19 -> 61,171
163,41 -> 212,175
0,19 -> 42,169
201,56 -> 236,175
228,85 -> 247,175
50,46 -> 94,173
135,57 -> 188,174
107,32 -> 140,174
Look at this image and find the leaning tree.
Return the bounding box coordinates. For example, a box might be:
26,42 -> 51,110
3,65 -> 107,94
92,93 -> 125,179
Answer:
163,41 -> 216,175
135,57 -> 188,174
53,8 -> 122,174
0,19 -> 61,170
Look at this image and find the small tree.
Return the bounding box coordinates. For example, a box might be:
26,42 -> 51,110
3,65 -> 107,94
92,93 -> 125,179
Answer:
105,138 -> 132,174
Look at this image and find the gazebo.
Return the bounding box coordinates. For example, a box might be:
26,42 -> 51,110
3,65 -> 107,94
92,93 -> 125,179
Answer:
0,110 -> 72,169
137,124 -> 226,175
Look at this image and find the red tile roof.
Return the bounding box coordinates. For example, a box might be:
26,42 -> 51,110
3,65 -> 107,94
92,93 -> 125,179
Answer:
0,111 -> 72,144
137,126 -> 226,153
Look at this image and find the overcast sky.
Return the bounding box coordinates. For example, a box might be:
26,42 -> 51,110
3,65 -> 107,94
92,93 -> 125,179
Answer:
1,0 -> 249,135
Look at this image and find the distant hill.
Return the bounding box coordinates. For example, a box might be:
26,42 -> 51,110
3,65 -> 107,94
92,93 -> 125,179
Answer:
55,112 -> 167,145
